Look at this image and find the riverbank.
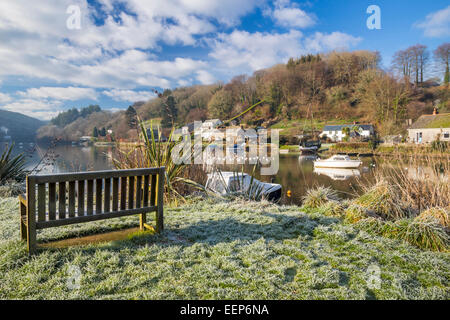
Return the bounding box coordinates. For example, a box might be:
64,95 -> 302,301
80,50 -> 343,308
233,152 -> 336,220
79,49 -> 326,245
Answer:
280,142 -> 450,157
0,196 -> 448,299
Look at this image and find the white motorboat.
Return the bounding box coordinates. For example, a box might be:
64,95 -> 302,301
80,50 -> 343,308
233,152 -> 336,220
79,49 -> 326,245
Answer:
314,155 -> 362,169
314,167 -> 361,180
205,171 -> 282,201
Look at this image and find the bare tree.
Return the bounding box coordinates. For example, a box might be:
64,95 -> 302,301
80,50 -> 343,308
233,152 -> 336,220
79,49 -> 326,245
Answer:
434,43 -> 450,85
408,44 -> 428,86
392,49 -> 413,81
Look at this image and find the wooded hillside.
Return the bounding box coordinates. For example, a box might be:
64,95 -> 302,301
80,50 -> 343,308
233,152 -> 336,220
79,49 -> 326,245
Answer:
37,46 -> 450,142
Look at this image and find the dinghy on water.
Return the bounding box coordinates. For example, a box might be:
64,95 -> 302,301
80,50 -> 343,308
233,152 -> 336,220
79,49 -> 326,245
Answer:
314,155 -> 362,169
205,172 -> 282,202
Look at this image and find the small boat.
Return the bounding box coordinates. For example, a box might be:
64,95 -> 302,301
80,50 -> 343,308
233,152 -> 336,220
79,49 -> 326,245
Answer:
205,172 -> 282,202
314,155 -> 362,169
299,140 -> 321,154
314,167 -> 361,180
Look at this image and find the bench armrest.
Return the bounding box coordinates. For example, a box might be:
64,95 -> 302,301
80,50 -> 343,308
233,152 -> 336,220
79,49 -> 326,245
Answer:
18,194 -> 27,206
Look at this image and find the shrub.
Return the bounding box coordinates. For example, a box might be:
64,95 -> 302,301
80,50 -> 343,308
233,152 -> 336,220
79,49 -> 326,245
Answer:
303,186 -> 340,208
319,201 -> 345,218
355,180 -> 406,220
0,144 -> 27,185
344,204 -> 368,223
431,140 -> 448,152
392,217 -> 449,252
113,120 -> 204,205
415,207 -> 449,228
0,181 -> 25,197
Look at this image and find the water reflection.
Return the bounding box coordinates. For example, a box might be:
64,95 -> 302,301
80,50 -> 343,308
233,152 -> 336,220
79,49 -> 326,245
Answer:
313,167 -> 361,181
3,142 -> 377,205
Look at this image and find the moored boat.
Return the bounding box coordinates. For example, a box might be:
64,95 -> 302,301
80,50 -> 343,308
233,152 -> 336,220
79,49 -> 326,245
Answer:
313,155 -> 362,169
205,171 -> 282,202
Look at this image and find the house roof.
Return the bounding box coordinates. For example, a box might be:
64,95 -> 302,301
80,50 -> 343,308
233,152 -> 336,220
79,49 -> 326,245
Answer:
409,113 -> 450,129
322,124 -> 374,131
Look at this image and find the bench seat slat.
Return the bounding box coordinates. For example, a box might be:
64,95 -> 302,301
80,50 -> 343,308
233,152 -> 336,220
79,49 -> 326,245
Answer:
37,184 -> 46,222
68,181 -> 76,217
96,179 -> 103,214
87,180 -> 94,215
33,168 -> 161,184
77,180 -> 85,216
58,182 -> 66,219
35,206 -> 157,229
48,183 -> 56,220
120,177 -> 127,210
112,177 -> 119,211
104,178 -> 111,213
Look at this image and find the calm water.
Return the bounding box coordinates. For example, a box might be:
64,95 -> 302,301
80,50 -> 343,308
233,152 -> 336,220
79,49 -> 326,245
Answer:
4,142 -> 375,205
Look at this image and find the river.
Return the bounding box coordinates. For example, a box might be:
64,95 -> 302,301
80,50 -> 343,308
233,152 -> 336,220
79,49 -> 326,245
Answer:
3,142 -> 376,205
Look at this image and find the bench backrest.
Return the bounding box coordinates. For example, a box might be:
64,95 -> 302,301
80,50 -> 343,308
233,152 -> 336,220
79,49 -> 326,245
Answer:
25,167 -> 165,229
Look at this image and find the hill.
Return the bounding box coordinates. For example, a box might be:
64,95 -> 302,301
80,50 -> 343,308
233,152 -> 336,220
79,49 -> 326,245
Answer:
0,109 -> 45,142
37,50 -> 450,142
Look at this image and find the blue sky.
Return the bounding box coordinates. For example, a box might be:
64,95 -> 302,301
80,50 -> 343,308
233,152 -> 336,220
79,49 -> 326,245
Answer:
0,0 -> 449,120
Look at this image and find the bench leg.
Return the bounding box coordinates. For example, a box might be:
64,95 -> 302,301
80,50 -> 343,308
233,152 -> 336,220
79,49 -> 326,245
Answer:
139,213 -> 146,231
156,171 -> 164,233
20,202 -> 27,241
27,224 -> 36,255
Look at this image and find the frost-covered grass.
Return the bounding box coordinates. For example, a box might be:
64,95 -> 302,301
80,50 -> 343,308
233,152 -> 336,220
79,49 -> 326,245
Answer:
0,196 -> 449,300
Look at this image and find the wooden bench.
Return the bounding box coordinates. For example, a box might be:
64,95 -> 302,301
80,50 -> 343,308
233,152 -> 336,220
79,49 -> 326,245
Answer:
19,167 -> 165,254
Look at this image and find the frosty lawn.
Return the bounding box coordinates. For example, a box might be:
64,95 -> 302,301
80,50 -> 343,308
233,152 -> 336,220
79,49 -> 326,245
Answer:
0,197 -> 448,299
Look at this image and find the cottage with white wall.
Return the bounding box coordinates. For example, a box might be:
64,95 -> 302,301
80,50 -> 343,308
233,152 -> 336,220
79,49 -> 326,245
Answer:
407,113 -> 450,144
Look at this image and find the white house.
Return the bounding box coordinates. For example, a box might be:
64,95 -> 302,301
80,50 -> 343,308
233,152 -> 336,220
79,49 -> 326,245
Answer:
320,124 -> 375,142
407,113 -> 450,144
201,119 -> 223,141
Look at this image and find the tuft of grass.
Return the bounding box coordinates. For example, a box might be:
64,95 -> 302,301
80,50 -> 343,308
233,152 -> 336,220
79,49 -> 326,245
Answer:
392,218 -> 449,252
415,207 -> 449,228
318,201 -> 345,218
344,204 -> 368,224
354,180 -> 406,220
302,186 -> 340,209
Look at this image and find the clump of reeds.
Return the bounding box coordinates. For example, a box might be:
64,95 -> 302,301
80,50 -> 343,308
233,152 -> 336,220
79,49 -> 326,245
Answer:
302,186 -> 340,209
356,216 -> 449,252
354,179 -> 406,220
371,154 -> 449,212
319,201 -> 345,218
113,120 -> 204,205
344,204 -> 368,223
415,207 -> 449,228
391,217 -> 449,252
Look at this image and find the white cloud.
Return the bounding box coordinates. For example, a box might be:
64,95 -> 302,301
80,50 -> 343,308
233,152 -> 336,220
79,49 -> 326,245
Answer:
196,70 -> 216,84
268,1 -> 316,29
0,92 -> 11,103
103,89 -> 156,102
273,7 -> 316,28
415,5 -> 450,38
305,32 -> 362,52
0,99 -> 62,120
18,87 -> 98,100
209,30 -> 361,75
0,0 -> 262,90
